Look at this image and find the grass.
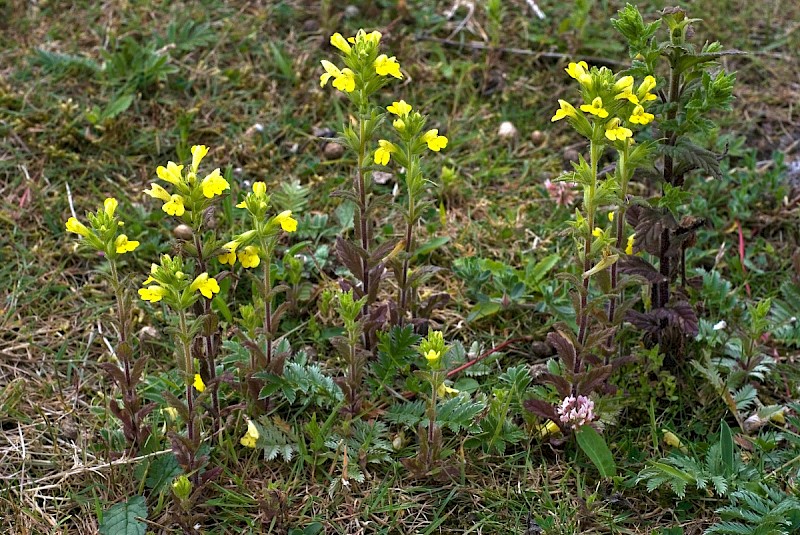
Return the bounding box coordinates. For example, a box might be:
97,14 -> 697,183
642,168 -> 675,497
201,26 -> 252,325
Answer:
1,0 -> 800,533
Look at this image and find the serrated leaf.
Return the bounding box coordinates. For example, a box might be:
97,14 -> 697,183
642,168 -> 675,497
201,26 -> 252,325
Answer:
99,496 -> 147,535
144,453 -> 182,492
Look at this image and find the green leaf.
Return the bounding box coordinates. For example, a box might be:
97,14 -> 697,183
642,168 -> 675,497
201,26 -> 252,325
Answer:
99,496 -> 147,535
143,453 -> 182,493
413,236 -> 450,259
102,94 -> 134,121
719,420 -> 734,477
575,425 -> 617,477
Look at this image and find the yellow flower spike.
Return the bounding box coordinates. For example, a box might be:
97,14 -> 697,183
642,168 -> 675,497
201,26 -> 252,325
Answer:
65,217 -> 91,237
138,285 -> 167,303
626,233 -> 635,255
592,227 -> 603,238
193,373 -> 206,392
580,97 -> 609,118
200,168 -> 230,198
103,197 -> 118,217
274,210 -> 298,233
374,140 -> 396,165
240,419 -> 259,448
551,99 -> 577,122
319,59 -> 341,87
392,119 -> 405,131
629,105 -> 655,125
330,32 -> 352,54
115,234 -> 139,254
238,246 -> 261,269
163,194 -> 186,217
252,181 -> 267,196
374,54 -> 402,79
332,68 -> 356,93
422,129 -> 448,152
387,100 -> 412,117
156,161 -> 185,186
190,145 -> 209,173
190,272 -> 220,299
604,118 -> 633,141
144,182 -> 171,202
424,349 -> 441,365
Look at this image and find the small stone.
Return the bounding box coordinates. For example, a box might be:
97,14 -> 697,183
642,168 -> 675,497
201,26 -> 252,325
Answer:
173,224 -> 193,240
563,148 -> 580,163
323,141 -> 345,160
373,171 -> 393,185
313,126 -> 336,138
497,121 -> 518,140
531,130 -> 545,145
344,5 -> 360,18
302,19 -> 319,33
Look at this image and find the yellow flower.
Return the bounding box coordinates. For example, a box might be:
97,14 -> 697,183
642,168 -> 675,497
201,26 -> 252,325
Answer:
218,247 -> 236,266
240,419 -> 259,448
115,234 -> 139,254
551,99 -> 577,122
333,68 -> 356,93
273,210 -> 298,232
629,105 -> 654,125
592,227 -> 603,238
437,383 -> 459,397
163,194 -> 186,217
200,168 -> 230,198
162,407 -> 178,421
604,118 -> 633,141
330,32 -> 352,54
190,273 -> 220,299
374,140 -> 396,165
238,246 -> 261,269
193,373 -> 206,392
637,75 -> 658,102
613,75 -> 634,93
580,97 -> 609,118
422,129 -> 448,152
565,61 -> 592,86
626,233 -> 635,255
320,60 -> 356,92
104,197 -> 118,217
144,183 -> 171,202
608,212 -> 614,222
65,217 -> 91,237
424,349 -> 440,365
539,419 -> 561,438
392,119 -> 405,131
252,181 -> 267,196
374,54 -> 402,79
138,285 -> 167,303
348,29 -> 381,46
387,100 -> 412,117
191,145 -> 209,173
156,161 -> 184,186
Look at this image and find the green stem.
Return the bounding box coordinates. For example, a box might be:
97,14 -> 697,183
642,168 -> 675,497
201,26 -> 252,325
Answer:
177,309 -> 195,445
577,140 -> 600,349
356,114 -> 372,350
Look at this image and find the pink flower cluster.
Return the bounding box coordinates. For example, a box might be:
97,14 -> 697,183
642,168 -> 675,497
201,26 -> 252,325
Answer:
557,395 -> 595,429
